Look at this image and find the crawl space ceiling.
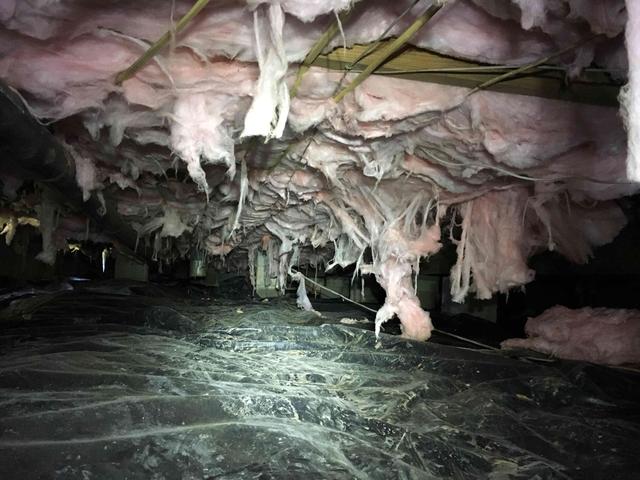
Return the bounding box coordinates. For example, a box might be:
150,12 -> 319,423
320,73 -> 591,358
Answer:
1,0 -> 640,340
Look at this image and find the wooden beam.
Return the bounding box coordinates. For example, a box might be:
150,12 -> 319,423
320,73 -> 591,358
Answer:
314,43 -> 622,107
115,0 -> 212,85
333,4 -> 442,103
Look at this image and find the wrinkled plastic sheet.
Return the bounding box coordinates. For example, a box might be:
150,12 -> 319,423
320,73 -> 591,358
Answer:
0,294 -> 639,479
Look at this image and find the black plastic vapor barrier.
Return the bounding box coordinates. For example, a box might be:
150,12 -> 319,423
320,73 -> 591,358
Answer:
0,288 -> 638,479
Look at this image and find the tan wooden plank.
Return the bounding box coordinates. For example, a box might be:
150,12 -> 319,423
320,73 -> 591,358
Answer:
314,43 -> 621,106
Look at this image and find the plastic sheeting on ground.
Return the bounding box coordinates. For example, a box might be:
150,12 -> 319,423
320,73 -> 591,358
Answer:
0,289 -> 639,479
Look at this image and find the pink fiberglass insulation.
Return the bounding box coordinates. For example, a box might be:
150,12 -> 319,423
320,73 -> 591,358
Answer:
450,188 -> 534,303
370,222 -> 443,341
501,306 -> 640,365
450,188 -> 627,302
0,0 -> 637,342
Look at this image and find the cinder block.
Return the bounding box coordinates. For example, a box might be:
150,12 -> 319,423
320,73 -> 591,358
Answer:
204,267 -> 219,287
114,253 -> 148,282
254,250 -> 279,298
189,259 -> 207,278
322,276 -> 350,299
416,275 -> 440,310
441,276 -> 497,322
349,282 -> 377,303
303,275 -> 323,297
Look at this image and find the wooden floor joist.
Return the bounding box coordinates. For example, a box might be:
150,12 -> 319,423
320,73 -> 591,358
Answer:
314,42 -> 622,107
